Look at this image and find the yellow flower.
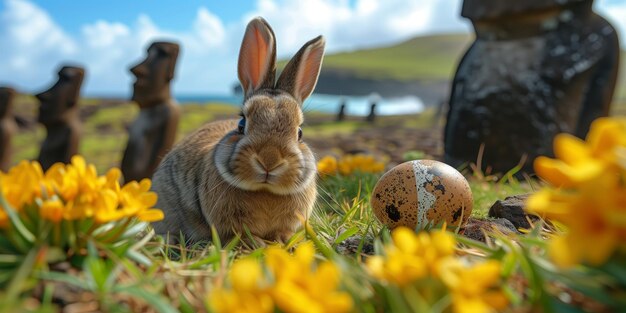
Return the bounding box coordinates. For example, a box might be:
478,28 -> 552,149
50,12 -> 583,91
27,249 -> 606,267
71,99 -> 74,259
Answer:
92,189 -> 125,223
43,156 -> 105,220
366,227 -> 457,286
534,117 -> 626,187
318,154 -> 386,177
440,259 -> 508,313
117,179 -> 163,222
210,258 -> 274,313
0,155 -> 163,226
317,156 -> 338,176
527,117 -> 626,267
1,161 -> 45,210
0,208 -> 6,228
528,179 -> 623,267
266,242 -> 353,313
39,199 -> 65,223
338,158 -> 353,176
0,161 -> 46,227
210,242 -> 353,313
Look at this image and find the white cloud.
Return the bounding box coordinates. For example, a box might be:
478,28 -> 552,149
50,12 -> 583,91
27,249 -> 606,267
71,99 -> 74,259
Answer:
248,0 -> 470,54
194,8 -> 226,48
82,20 -> 130,48
0,0 -> 230,95
0,0 -> 76,89
0,0 -> 624,96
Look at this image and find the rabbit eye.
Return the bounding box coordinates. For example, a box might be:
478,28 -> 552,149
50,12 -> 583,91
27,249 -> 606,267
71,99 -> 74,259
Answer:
238,118 -> 246,134
298,127 -> 303,141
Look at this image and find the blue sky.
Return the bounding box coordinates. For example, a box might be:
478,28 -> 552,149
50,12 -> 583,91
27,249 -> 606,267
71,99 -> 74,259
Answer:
20,0 -> 258,34
0,0 -> 624,96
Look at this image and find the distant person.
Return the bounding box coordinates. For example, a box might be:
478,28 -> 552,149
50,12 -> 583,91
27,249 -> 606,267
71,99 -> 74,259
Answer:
36,66 -> 85,170
0,87 -> 19,171
121,41 -> 181,183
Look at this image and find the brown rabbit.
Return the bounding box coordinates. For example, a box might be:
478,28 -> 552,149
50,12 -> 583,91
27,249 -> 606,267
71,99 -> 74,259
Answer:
151,17 -> 324,245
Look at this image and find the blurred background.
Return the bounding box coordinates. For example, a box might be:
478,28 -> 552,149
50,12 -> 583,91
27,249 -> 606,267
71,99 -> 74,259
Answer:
0,0 -> 624,172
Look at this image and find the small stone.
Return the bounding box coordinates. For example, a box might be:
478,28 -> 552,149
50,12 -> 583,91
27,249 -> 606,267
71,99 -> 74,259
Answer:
462,217 -> 520,243
336,235 -> 375,256
488,194 -> 536,230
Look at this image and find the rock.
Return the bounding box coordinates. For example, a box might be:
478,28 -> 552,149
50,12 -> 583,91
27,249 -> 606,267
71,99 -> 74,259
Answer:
336,235 -> 375,256
445,0 -> 620,175
462,217 -> 520,243
488,194 -> 536,230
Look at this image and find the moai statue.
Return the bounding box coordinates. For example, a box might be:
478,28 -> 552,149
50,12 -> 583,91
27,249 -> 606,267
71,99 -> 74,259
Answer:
444,0 -> 620,174
0,87 -> 19,171
366,102 -> 377,122
36,66 -> 85,170
336,100 -> 346,122
121,41 -> 180,183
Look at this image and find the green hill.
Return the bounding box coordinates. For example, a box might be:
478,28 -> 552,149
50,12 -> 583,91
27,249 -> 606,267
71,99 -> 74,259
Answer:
321,33 -> 472,82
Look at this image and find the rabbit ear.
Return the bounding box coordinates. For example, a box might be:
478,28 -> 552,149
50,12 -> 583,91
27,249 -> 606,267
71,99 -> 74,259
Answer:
276,35 -> 325,104
238,17 -> 277,97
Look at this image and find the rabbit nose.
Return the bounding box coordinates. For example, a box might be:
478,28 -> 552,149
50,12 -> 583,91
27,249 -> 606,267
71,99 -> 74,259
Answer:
257,148 -> 281,171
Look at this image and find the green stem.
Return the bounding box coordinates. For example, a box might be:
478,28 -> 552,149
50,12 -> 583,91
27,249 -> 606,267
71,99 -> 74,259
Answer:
100,218 -> 133,244
6,246 -> 39,300
53,222 -> 61,247
0,195 -> 35,244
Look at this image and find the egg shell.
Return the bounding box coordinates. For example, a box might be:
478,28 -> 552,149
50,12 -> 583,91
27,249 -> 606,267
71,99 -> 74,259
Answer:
371,159 -> 473,230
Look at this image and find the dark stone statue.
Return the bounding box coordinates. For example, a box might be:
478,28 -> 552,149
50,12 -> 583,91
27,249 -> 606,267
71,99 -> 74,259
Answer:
337,100 -> 346,121
0,87 -> 18,171
366,102 -> 377,122
444,0 -> 620,174
122,41 -> 180,183
37,66 -> 85,170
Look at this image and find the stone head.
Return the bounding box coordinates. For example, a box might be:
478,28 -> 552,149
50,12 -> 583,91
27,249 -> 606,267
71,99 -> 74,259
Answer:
130,41 -> 180,108
36,66 -> 85,125
462,0 -> 593,21
0,87 -> 16,119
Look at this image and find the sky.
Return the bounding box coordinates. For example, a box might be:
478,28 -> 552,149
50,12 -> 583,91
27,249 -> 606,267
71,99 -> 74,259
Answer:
0,0 -> 625,96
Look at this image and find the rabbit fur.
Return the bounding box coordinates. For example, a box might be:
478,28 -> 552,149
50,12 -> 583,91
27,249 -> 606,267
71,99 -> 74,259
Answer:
151,17 -> 325,245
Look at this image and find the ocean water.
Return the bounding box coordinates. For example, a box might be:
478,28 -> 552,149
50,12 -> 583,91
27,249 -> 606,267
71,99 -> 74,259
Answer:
176,93 -> 424,116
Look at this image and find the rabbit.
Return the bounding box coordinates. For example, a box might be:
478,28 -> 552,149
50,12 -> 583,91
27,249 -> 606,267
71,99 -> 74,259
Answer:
151,17 -> 325,245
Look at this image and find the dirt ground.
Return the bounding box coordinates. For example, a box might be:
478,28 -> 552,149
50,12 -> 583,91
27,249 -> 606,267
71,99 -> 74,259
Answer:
304,111 -> 445,167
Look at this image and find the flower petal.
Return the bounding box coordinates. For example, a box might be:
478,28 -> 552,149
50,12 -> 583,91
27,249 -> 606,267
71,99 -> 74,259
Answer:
554,133 -> 591,164
137,209 -> 164,222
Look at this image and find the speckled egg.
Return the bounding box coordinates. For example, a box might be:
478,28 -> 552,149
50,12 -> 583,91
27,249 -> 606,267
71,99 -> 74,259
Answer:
371,160 -> 473,230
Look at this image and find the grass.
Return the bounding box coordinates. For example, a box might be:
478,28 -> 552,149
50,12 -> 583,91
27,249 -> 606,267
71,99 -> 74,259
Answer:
1,94 -> 537,310
5,99 -> 623,312
0,165 -> 534,311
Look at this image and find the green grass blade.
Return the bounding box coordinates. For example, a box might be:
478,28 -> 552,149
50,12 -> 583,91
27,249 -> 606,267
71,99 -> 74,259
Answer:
5,246 -> 38,300
334,226 -> 360,245
37,271 -> 86,289
0,195 -> 35,243
115,285 -> 178,313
